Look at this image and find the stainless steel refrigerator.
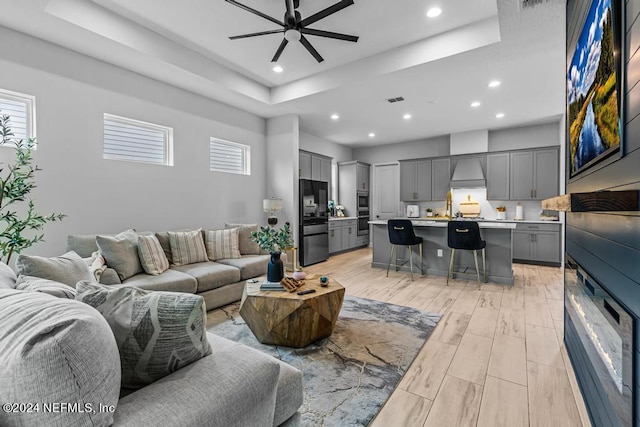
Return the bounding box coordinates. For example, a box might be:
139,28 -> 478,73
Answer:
299,179 -> 329,266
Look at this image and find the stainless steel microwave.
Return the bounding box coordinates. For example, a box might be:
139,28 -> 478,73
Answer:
357,191 -> 369,210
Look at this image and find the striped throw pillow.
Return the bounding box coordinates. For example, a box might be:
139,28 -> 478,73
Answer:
205,228 -> 241,261
137,235 -> 169,275
168,229 -> 208,266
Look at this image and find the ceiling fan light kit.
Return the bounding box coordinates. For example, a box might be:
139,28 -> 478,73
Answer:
226,0 -> 359,63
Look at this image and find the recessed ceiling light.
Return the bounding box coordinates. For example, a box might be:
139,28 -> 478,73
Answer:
470,101 -> 481,108
488,80 -> 501,88
496,113 -> 505,118
272,65 -> 283,73
368,132 -> 375,138
403,113 -> 412,120
426,7 -> 442,18
331,114 -> 340,120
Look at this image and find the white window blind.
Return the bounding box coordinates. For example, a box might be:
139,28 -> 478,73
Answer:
210,138 -> 250,175
103,114 -> 173,166
0,88 -> 36,143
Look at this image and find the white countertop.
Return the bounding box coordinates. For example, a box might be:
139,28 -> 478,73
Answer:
369,219 -> 516,229
391,217 -> 560,225
329,216 -> 357,221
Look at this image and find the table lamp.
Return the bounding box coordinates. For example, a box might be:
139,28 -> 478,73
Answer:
263,198 -> 283,226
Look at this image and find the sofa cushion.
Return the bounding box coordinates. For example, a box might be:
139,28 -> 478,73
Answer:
15,275 -> 77,299
96,229 -> 144,281
0,262 -> 16,289
169,229 -> 208,266
121,269 -> 197,293
172,261 -> 241,293
154,232 -> 173,265
0,289 -> 121,427
217,255 -> 269,280
204,228 -> 241,261
137,235 -> 169,275
76,282 -> 212,390
66,233 -> 100,258
15,251 -> 94,287
225,223 -> 260,255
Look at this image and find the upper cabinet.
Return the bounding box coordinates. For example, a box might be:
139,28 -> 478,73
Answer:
510,148 -> 559,200
400,160 -> 432,201
356,162 -> 370,191
431,158 -> 451,201
486,153 -> 510,200
299,151 -> 331,183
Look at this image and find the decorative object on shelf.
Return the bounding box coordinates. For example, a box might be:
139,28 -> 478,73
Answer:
0,115 -> 65,263
283,246 -> 298,272
542,191 -> 639,212
280,276 -> 304,292
319,276 -> 329,287
250,223 -> 293,283
459,195 -> 481,218
263,197 -> 283,226
425,208 -> 433,217
292,269 -> 306,281
335,205 -> 345,217
328,200 -> 336,216
496,206 -> 506,220
515,203 -> 524,220
225,0 -> 359,64
567,0 -> 621,179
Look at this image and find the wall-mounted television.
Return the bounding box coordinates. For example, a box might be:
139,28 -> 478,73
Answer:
567,0 -> 623,178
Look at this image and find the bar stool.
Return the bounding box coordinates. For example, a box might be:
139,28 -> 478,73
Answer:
447,220 -> 486,286
386,219 -> 423,280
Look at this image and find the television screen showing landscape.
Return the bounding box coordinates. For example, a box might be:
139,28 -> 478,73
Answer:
567,0 -> 620,177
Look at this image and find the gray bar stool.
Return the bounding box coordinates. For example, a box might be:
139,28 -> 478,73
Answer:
386,219 -> 423,280
447,220 -> 486,286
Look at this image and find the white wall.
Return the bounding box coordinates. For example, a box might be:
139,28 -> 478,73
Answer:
352,135 -> 450,164
488,122 -> 561,152
0,27 -> 267,258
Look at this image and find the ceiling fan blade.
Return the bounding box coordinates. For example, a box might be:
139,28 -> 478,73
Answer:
229,29 -> 284,40
300,35 -> 324,63
271,39 -> 289,62
299,0 -> 354,27
225,0 -> 284,26
301,28 -> 358,42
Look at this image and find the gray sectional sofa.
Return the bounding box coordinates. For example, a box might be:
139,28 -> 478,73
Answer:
66,230 -> 270,311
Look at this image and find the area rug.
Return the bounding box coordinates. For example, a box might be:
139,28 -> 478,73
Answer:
207,296 -> 441,426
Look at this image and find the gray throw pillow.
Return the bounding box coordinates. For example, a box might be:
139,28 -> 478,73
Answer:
154,232 -> 173,265
0,262 -> 16,289
225,223 -> 260,255
0,289 -> 120,427
75,281 -> 212,389
15,251 -> 94,287
168,229 -> 208,266
15,275 -> 77,299
96,229 -> 143,281
137,235 -> 169,275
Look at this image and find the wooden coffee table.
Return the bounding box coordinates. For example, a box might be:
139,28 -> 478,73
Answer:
239,277 -> 345,348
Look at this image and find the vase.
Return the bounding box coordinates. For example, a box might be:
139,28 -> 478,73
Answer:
267,252 -> 284,283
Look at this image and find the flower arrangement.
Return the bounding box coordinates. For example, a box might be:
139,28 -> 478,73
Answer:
250,222 -> 293,254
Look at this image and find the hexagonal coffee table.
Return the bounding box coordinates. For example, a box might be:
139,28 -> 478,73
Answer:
239,277 -> 345,348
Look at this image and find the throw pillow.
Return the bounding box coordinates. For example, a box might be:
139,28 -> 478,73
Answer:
205,228 -> 241,261
15,275 -> 77,299
154,232 -> 173,265
75,281 -> 212,389
168,229 -> 208,266
0,262 -> 16,289
96,229 -> 143,281
137,235 -> 169,275
0,289 -> 120,427
15,251 -> 94,287
225,223 -> 260,255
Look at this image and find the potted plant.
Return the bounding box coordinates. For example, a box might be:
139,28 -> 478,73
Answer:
250,222 -> 293,283
0,115 -> 65,263
425,208 -> 433,217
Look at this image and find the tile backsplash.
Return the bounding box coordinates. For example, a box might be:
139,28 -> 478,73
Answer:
404,188 -> 545,220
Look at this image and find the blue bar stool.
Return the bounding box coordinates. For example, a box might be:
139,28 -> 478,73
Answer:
386,219 -> 423,280
447,220 -> 486,286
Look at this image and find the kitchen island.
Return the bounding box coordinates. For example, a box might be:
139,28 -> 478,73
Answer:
370,219 -> 517,285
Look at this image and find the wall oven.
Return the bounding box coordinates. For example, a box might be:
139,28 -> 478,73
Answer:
357,191 -> 369,210
357,215 -> 369,236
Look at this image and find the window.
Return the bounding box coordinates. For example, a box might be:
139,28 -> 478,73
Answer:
103,114 -> 173,166
210,138 -> 250,175
0,88 -> 36,143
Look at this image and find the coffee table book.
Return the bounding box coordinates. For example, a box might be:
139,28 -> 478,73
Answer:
260,280 -> 285,291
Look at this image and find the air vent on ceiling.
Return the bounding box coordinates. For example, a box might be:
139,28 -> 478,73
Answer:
386,97 -> 405,103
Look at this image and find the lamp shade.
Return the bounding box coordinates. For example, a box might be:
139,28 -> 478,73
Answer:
263,198 -> 283,213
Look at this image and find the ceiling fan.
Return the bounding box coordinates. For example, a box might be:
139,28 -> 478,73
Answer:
225,0 -> 359,63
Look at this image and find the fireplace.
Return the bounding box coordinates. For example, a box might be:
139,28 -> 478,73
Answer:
564,256 -> 634,426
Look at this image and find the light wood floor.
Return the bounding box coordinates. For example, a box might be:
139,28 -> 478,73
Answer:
298,248 -> 592,427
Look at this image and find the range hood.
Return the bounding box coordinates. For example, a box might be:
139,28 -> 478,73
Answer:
450,158 -> 486,188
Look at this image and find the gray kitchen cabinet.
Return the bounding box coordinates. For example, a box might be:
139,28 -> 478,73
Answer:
486,153 -> 510,200
342,221 -> 356,249
513,223 -> 561,264
311,155 -> 322,181
356,163 -> 370,191
329,227 -> 342,253
329,219 -> 358,253
400,160 -> 432,201
431,158 -> 451,200
299,152 -> 312,180
320,157 -> 331,183
509,148 -> 559,200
